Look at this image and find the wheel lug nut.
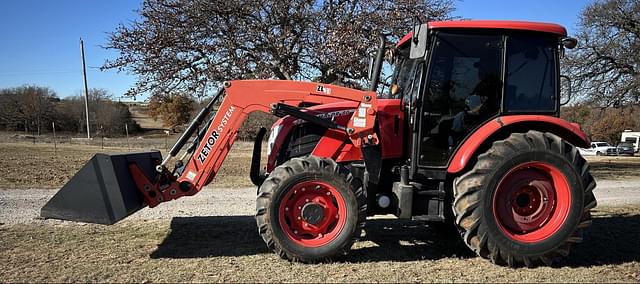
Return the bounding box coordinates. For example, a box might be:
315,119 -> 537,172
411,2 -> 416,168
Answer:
335,214 -> 339,219
315,185 -> 321,190
297,216 -> 301,220
285,207 -> 289,211
305,199 -> 309,202
318,233 -> 323,237
294,230 -> 298,234
302,188 -> 306,192
326,192 -> 331,196
298,206 -> 302,210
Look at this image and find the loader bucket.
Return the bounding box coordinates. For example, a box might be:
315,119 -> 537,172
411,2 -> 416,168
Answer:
41,151 -> 162,225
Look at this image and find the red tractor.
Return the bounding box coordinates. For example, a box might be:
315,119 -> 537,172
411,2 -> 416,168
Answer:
42,20 -> 596,267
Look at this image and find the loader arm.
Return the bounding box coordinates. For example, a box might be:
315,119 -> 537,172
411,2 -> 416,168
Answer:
130,80 -> 379,208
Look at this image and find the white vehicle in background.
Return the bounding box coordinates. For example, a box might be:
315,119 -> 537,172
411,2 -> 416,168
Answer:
579,142 -> 618,156
621,130 -> 640,153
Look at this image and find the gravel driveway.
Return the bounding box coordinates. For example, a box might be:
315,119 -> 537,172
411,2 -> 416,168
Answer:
1,179 -> 639,225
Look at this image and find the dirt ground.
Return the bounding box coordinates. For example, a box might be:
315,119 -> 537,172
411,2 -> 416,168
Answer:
1,140 -> 639,282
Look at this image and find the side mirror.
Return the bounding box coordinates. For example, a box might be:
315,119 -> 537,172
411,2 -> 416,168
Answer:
410,23 -> 429,59
562,37 -> 578,49
560,75 -> 572,105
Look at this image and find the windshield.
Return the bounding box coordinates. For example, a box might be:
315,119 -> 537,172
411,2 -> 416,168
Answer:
619,142 -> 632,147
385,45 -> 420,100
596,142 -> 610,147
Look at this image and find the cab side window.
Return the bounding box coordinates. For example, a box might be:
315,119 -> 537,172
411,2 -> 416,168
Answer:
504,35 -> 557,112
418,31 -> 503,167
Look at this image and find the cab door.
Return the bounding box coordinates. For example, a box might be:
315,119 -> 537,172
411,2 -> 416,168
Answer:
412,31 -> 503,172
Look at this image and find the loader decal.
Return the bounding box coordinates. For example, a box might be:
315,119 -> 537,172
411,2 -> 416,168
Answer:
197,105 -> 236,164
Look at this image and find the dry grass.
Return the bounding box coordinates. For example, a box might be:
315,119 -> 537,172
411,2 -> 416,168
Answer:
585,155 -> 640,181
129,105 -> 165,130
0,207 -> 638,282
0,140 -> 258,189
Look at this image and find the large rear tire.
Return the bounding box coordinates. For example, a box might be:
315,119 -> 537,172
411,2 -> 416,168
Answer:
453,131 -> 597,267
256,156 -> 366,263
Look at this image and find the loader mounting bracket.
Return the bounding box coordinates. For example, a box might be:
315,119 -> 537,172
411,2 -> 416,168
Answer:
129,163 -> 194,208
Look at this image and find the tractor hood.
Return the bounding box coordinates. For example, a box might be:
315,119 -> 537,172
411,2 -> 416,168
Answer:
266,99 -> 404,172
266,101 -> 360,171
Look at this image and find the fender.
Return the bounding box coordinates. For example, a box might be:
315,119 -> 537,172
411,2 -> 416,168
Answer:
448,115 -> 590,174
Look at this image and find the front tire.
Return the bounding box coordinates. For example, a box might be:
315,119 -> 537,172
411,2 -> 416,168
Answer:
256,156 -> 366,263
453,131 -> 597,267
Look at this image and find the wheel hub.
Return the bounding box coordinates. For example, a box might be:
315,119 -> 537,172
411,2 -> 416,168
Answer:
278,180 -> 347,247
493,162 -> 571,243
301,203 -> 325,225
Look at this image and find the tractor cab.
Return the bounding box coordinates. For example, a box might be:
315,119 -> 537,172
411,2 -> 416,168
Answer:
390,21 -> 572,173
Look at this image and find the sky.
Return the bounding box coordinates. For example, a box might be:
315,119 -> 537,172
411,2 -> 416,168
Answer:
0,0 -> 592,100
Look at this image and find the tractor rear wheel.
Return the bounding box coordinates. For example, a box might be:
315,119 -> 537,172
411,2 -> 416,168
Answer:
256,155 -> 366,262
453,131 -> 597,267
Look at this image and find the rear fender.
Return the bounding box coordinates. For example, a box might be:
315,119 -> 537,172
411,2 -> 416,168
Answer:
448,115 -> 590,174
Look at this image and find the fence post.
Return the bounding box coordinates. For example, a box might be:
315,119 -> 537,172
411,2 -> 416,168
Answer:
125,123 -> 130,152
164,129 -> 170,152
52,121 -> 57,155
100,125 -> 104,149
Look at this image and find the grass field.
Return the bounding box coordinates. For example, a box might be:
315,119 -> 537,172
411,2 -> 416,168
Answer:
0,139 -> 258,189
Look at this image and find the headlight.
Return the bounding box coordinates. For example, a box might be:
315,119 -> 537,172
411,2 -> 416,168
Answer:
266,124 -> 283,156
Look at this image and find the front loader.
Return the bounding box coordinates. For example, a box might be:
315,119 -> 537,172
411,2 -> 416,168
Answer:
42,20 -> 597,267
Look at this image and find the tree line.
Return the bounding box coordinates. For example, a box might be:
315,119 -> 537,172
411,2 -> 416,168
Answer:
560,0 -> 640,143
0,86 -> 140,136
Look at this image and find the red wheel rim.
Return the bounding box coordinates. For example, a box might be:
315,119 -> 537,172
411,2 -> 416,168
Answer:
493,162 -> 571,243
278,180 -> 347,247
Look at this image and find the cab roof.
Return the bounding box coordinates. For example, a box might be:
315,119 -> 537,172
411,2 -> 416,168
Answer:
397,20 -> 568,47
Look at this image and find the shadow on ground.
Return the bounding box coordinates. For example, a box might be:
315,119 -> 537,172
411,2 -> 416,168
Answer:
151,211 -> 640,266
562,210 -> 640,267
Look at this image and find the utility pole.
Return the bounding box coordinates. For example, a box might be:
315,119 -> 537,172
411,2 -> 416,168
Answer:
80,38 -> 91,139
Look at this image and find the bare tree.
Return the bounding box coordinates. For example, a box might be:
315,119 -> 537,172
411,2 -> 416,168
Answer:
62,88 -> 140,136
564,0 -> 640,107
0,86 -> 57,134
103,0 -> 455,97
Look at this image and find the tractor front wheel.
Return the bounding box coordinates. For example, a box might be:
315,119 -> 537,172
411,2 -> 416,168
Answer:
453,131 -> 597,266
256,156 -> 366,262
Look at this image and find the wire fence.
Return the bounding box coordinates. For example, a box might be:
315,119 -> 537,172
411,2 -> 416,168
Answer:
1,126 -> 258,154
